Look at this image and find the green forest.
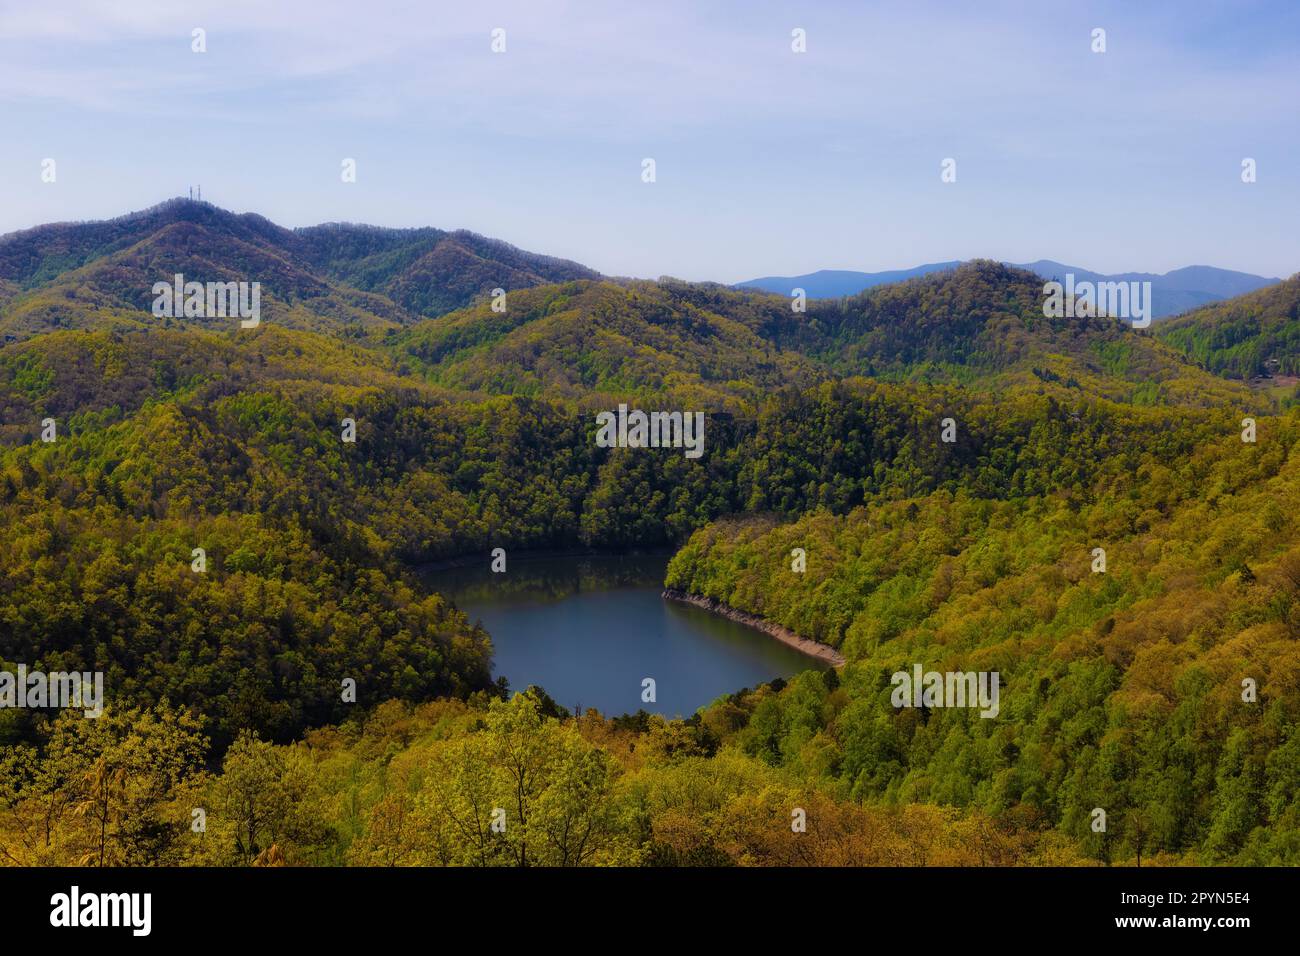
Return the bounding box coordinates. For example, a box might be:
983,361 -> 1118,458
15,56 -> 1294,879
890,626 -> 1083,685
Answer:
2,200 -> 1299,866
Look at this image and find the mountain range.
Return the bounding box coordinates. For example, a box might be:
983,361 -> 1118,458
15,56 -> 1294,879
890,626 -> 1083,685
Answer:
4,198 -> 1300,868
738,260 -> 1282,320
0,198 -> 1296,410
0,198 -> 597,340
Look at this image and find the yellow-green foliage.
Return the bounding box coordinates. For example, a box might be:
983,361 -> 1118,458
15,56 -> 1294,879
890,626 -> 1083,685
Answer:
667,409 -> 1300,863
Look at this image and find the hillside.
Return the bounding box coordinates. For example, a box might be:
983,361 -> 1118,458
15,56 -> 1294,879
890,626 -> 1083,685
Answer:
803,261 -> 1253,408
0,199 -> 600,341
391,262 -> 1257,412
0,205 -> 1264,414
2,202 -> 1298,868
394,279 -> 822,410
292,223 -> 600,317
664,402 -> 1300,862
1156,274 -> 1300,385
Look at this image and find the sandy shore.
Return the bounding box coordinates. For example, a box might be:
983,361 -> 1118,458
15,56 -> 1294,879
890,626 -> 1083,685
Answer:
661,589 -> 847,667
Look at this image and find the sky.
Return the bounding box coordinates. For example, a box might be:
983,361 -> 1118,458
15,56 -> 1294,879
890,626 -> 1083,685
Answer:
0,0 -> 1297,283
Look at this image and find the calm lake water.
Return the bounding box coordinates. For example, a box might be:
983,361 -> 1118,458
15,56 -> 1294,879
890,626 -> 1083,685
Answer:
426,553 -> 825,718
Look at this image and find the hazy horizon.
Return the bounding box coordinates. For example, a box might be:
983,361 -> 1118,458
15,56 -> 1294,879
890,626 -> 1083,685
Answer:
3,195 -> 1288,286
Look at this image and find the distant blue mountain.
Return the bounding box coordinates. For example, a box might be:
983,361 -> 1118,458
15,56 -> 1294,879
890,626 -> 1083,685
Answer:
737,262 -> 964,299
737,260 -> 1282,320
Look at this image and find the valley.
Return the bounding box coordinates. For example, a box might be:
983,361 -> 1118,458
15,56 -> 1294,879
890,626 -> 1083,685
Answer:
1,199 -> 1298,867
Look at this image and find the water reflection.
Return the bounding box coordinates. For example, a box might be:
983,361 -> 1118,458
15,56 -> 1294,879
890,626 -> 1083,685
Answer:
423,553 -> 824,718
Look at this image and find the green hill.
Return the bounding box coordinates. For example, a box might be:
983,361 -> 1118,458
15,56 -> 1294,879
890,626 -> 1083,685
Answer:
0,199 -> 601,342
394,279 -> 822,410
806,260 -> 1252,407
1156,273 -> 1300,386
2,202 -> 1298,867
393,263 -> 1256,412
292,222 -> 600,316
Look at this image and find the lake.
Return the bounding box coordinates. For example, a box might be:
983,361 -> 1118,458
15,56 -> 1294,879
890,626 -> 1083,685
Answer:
426,553 -> 826,718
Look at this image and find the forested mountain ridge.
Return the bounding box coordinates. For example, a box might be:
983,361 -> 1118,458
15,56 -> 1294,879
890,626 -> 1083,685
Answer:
0,204 -> 1269,413
394,279 -> 824,410
2,201 -> 1298,867
1,327 -> 1277,748
1156,273 -> 1300,382
0,220 -> 415,340
292,222 -> 601,317
9,328 -> 1226,565
393,262 -> 1258,411
664,406 -> 1300,863
0,199 -> 600,341
0,200 -> 292,287
0,325 -> 454,444
800,261 -> 1255,407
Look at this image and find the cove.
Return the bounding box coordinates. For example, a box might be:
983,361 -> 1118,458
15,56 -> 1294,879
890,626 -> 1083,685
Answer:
426,553 -> 827,718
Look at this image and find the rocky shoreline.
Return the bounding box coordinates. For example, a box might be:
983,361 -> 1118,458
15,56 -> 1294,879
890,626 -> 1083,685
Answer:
661,589 -> 847,667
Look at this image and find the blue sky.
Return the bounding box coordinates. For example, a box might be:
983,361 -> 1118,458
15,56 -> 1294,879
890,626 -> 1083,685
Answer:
1,0 -> 1297,282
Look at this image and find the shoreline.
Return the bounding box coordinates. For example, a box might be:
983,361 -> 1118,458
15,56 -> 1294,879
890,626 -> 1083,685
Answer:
415,546 -> 675,573
661,589 -> 847,667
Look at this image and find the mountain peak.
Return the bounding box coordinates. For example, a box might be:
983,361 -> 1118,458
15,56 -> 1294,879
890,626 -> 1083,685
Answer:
0,200 -> 602,340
